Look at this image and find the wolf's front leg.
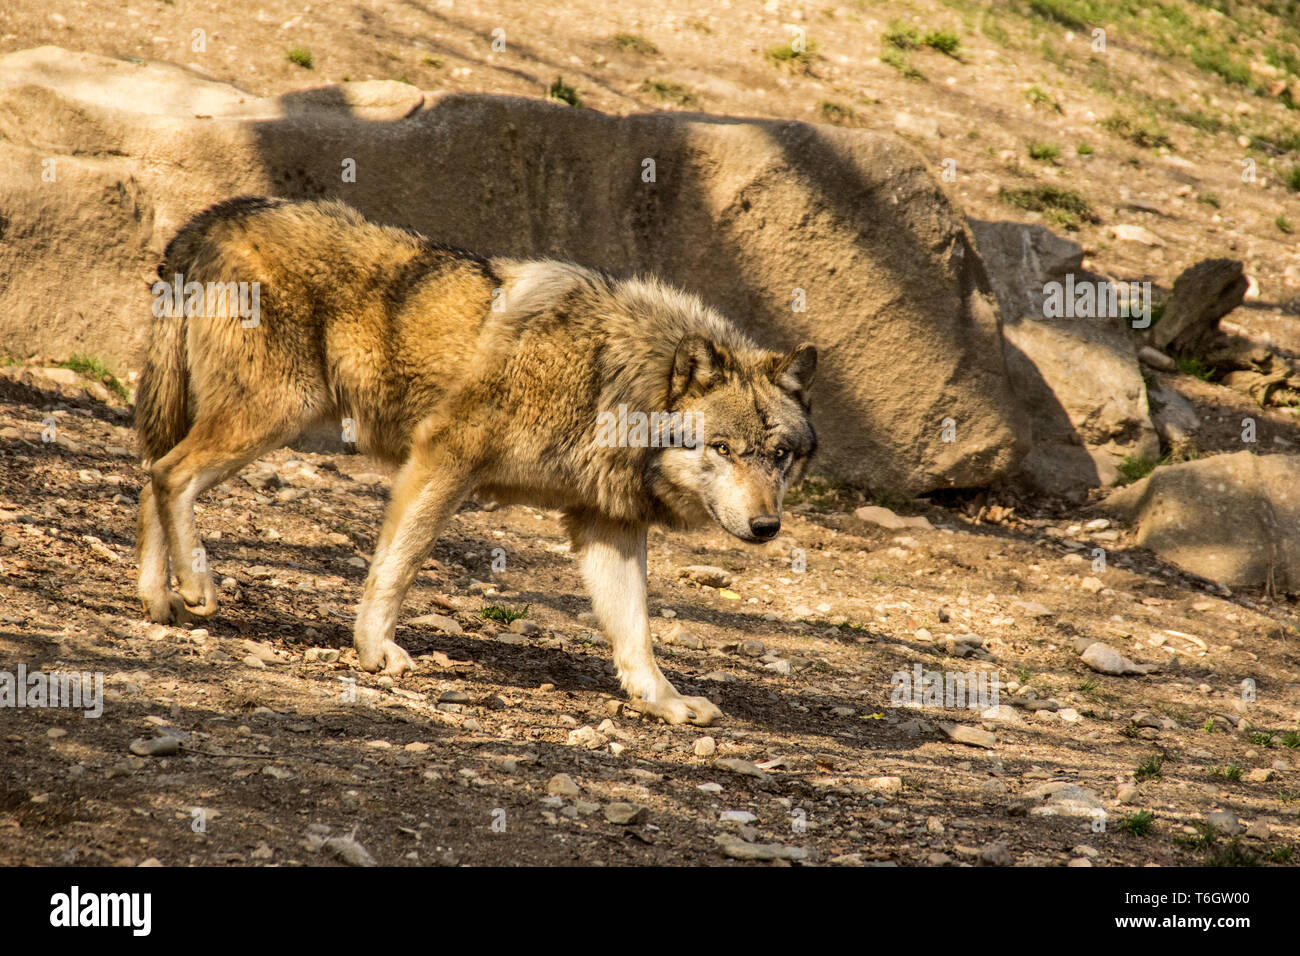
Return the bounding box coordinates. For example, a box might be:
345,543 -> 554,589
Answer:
355,445 -> 469,676
567,511 -> 721,726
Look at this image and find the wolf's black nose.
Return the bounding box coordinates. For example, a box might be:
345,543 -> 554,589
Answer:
750,515 -> 780,539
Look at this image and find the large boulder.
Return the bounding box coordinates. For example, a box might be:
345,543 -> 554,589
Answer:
0,46 -> 1027,494
1102,451 -> 1300,591
970,220 -> 1158,499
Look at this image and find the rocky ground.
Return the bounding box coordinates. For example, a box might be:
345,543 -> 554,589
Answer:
2,371 -> 1298,867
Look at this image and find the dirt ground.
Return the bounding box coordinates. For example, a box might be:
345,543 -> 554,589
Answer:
1,373 -> 1298,867
1,0 -> 1299,867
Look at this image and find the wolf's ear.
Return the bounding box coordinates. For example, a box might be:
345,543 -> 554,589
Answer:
768,343 -> 817,406
669,332 -> 729,403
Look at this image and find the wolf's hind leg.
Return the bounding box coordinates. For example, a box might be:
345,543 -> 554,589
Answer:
354,440 -> 472,675
149,417 -> 295,619
565,511 -> 722,726
137,482 -> 174,622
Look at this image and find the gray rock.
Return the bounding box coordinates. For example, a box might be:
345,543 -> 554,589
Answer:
604,802 -> 648,825
408,613 -> 463,634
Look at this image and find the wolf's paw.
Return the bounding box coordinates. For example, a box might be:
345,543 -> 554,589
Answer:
141,593 -> 212,625
358,639 -> 416,677
634,694 -> 722,726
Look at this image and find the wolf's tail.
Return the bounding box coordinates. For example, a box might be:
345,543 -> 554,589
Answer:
135,285 -> 189,466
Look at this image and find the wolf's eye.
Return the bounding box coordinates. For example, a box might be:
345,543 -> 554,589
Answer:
711,442 -> 731,457
773,447 -> 789,462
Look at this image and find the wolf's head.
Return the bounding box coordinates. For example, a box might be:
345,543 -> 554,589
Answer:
656,333 -> 818,543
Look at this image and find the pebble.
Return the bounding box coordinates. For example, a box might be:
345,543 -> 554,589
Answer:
713,757 -> 771,781
408,613 -> 463,634
719,810 -> 757,825
979,842 -> 1012,867
566,726 -> 607,749
604,802 -> 648,825
694,736 -> 717,758
680,565 -> 732,588
128,736 -> 180,757
1206,811 -> 1244,837
940,723 -> 997,749
738,639 -> 766,657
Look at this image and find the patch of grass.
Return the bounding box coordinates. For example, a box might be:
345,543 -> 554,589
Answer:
1175,353 -> 1215,382
818,99 -> 860,126
1198,191 -> 1221,208
1266,845 -> 1295,863
883,23 -> 921,49
482,604 -> 530,624
1116,455 -> 1158,485
1248,731 -> 1276,748
422,55 -> 443,68
57,355 -> 129,402
1287,166 -> 1300,192
1076,678 -> 1101,696
1172,108 -> 1225,134
1027,141 -> 1061,161
1210,763 -> 1243,781
765,38 -> 820,72
997,184 -> 1096,230
1203,717 -> 1217,733
286,47 -> 313,69
1190,45 -> 1251,86
1135,753 -> 1165,781
639,79 -> 699,108
880,47 -> 925,79
1101,112 -> 1173,150
1027,0 -> 1089,31
922,29 -> 961,56
547,77 -> 580,107
1016,666 -> 1033,685
1076,142 -> 1093,156
1121,810 -> 1155,836
613,33 -> 659,56
1281,730 -> 1300,749
1024,85 -> 1062,112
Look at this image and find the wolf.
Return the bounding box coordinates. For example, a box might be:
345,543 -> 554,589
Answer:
135,197 -> 817,725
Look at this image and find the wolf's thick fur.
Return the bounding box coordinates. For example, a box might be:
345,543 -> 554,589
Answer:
136,197 -> 816,724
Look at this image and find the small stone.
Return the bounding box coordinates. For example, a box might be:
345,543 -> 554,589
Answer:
547,773 -> 580,797
866,775 -> 903,794
1206,811 -> 1244,837
940,723 -> 997,749
719,810 -> 757,825
694,736 -> 717,758
680,565 -> 732,588
566,726 -> 607,749
713,757 -> 772,781
1080,576 -> 1104,594
408,613 -> 463,634
979,842 -> 1012,867
509,619 -> 541,635
1245,768 -> 1273,783
1117,783 -> 1139,804
737,639 -> 766,657
604,802 -> 648,825
128,736 -> 180,757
